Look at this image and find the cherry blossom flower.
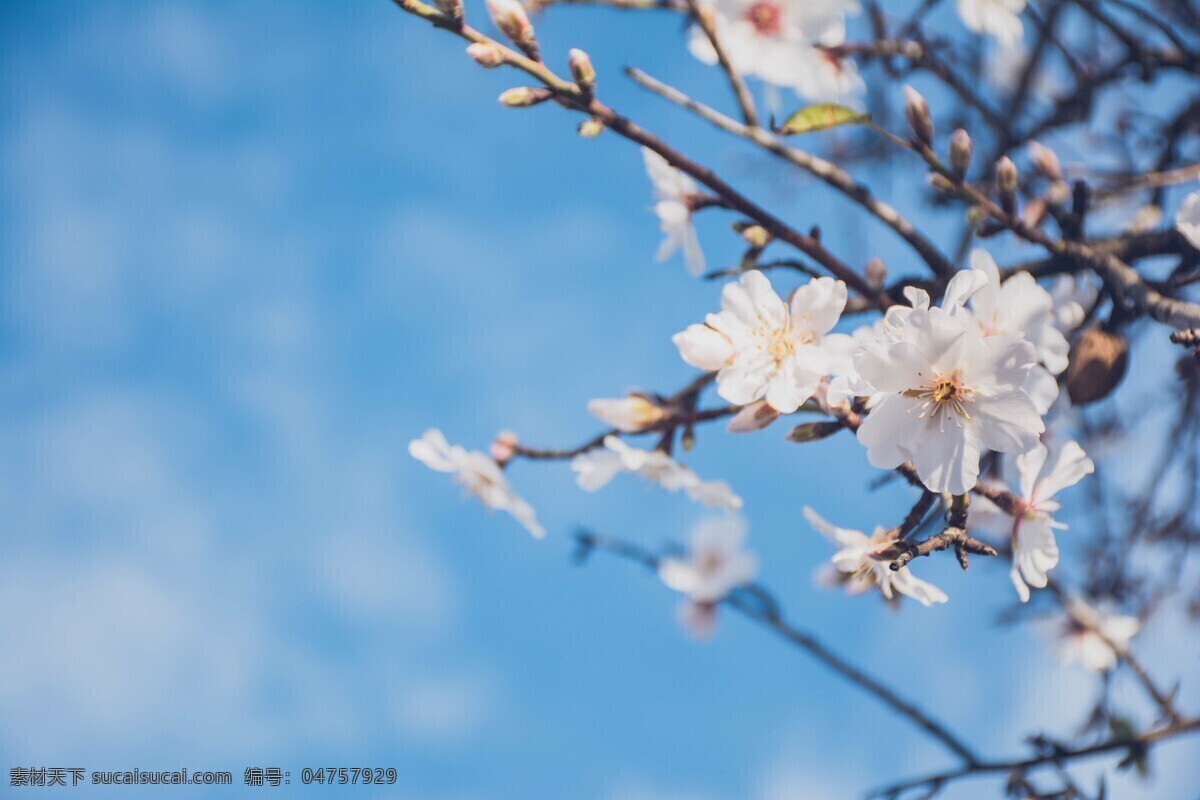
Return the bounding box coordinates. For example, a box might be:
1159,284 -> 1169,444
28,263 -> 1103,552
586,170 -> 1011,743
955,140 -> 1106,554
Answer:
409,428 -> 544,538
956,0 -> 1025,46
972,440 -> 1094,602
1175,189 -> 1200,251
570,436 -> 743,510
1049,273 -> 1098,332
803,507 -> 948,606
587,394 -> 668,433
687,0 -> 864,102
1048,599 -> 1139,672
853,301 -> 1044,495
955,250 -> 1071,413
643,148 -> 705,276
673,270 -> 850,413
660,516 -> 758,635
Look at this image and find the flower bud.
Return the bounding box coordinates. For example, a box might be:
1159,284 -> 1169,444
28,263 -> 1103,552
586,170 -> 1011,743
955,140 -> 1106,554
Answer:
949,129 -> 972,180
466,42 -> 504,68
490,430 -> 519,464
927,173 -> 956,193
568,48 -> 596,94
486,0 -> 540,61
1028,141 -> 1062,181
865,257 -> 886,289
498,86 -> 553,108
434,0 -> 464,25
577,117 -> 604,138
587,395 -> 666,433
727,400 -> 779,434
1021,197 -> 1047,229
903,85 -> 933,146
740,225 -> 770,249
996,156 -> 1018,213
786,421 -> 843,443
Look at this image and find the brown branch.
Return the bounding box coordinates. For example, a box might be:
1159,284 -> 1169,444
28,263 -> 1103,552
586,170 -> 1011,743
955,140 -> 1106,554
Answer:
869,716 -> 1200,799
680,0 -> 759,128
626,67 -> 956,279
388,0 -> 889,307
574,530 -> 982,766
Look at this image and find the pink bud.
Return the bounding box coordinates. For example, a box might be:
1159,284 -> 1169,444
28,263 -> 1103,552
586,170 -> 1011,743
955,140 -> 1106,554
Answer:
485,0 -> 540,61
865,257 -> 886,289
567,48 -> 595,93
903,85 -> 933,146
949,129 -> 972,179
1028,141 -> 1062,181
726,400 -> 780,433
466,42 -> 504,69
498,86 -> 553,107
490,430 -> 519,464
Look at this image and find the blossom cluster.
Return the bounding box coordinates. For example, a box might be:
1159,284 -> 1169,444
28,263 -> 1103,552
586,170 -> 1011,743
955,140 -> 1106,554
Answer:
402,4 -> 1200,669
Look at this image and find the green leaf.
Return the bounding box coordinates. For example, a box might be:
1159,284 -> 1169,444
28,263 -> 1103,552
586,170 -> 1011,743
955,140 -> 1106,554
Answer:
773,103 -> 870,135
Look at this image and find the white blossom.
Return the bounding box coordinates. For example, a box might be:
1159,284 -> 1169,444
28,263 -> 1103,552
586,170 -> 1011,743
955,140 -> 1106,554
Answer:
957,250 -> 1071,413
853,299 -> 1044,495
409,428 -> 544,538
687,0 -> 864,102
972,440 -> 1094,602
570,436 -> 743,510
587,394 -> 667,433
1048,600 -> 1140,672
659,516 -> 758,604
1049,273 -> 1097,333
673,270 -> 850,414
803,507 -> 948,606
1174,189 -> 1200,251
643,148 -> 705,275
964,250 -> 1070,374
956,0 -> 1025,46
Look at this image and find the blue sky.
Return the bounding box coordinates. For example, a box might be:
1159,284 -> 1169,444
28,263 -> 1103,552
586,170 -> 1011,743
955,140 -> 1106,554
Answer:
1,2 -> 1196,798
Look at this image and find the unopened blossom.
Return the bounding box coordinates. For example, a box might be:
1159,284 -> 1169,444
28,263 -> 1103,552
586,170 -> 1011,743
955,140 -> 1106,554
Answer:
587,394 -> 668,433
1175,189 -> 1200,250
1049,599 -> 1139,672
972,440 -> 1094,602
803,507 -> 947,606
956,0 -> 1025,46
570,436 -> 742,510
726,398 -> 780,433
409,428 -> 544,538
643,148 -> 705,276
687,0 -> 864,102
854,301 -> 1044,495
673,270 -> 850,413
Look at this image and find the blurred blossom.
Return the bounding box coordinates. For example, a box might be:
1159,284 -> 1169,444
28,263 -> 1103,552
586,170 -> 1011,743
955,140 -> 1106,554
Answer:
643,148 -> 706,276
687,0 -> 864,102
956,0 -> 1025,46
409,429 -> 544,538
570,436 -> 742,510
1048,600 -> 1140,672
1175,189 -> 1200,250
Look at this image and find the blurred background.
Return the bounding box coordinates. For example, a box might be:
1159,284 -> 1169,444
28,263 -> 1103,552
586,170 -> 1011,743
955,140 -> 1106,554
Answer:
1,1 -> 1196,798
